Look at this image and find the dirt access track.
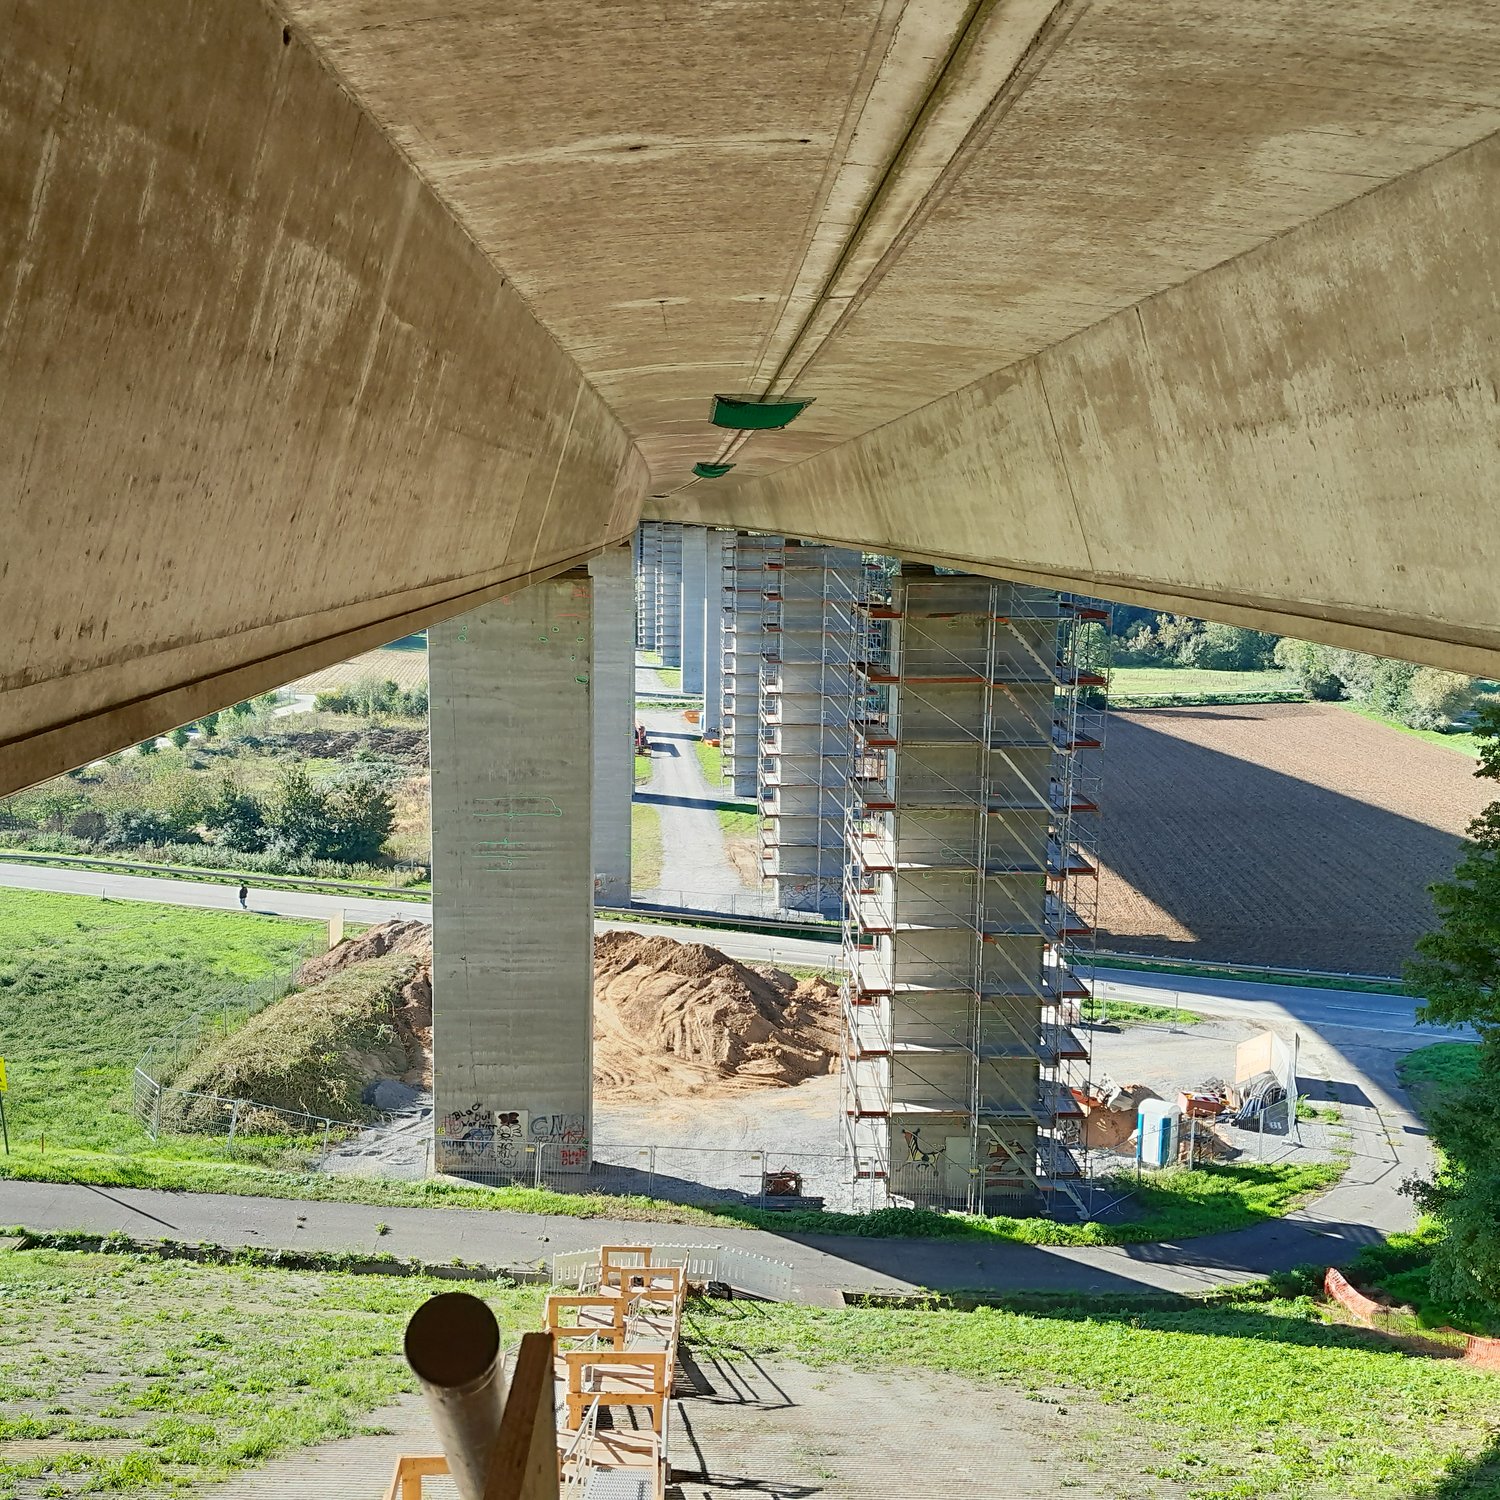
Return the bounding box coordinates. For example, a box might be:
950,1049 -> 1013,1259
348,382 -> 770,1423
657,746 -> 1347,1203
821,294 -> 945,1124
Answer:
1097,703 -> 1491,974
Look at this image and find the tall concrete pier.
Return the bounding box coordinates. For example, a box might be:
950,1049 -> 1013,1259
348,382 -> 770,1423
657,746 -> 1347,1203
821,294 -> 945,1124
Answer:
590,545 -> 634,905
429,573 -> 594,1176
679,526 -> 710,696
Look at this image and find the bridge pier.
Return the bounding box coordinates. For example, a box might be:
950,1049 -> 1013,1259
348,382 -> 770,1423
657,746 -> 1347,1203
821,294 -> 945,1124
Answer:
429,573 -> 595,1177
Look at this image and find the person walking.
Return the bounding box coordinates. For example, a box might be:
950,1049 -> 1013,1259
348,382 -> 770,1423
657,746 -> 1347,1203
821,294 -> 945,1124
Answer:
238,882 -> 249,910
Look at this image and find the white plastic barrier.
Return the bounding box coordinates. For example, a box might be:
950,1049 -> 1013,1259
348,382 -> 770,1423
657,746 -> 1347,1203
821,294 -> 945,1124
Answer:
550,1244 -> 795,1302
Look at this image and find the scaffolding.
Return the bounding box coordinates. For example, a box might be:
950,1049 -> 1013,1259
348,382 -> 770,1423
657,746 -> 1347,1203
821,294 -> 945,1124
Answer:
650,523 -> 683,667
757,541 -> 862,917
839,564 -> 1108,1217
720,532 -> 780,797
634,522 -> 662,651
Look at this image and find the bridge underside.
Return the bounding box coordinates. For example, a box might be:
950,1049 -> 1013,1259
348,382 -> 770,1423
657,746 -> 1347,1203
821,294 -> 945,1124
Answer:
3,0 -> 1499,792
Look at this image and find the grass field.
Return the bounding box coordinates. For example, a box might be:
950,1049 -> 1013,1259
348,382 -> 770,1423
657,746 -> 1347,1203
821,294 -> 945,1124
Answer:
1337,702 -> 1485,758
634,752 -> 651,784
1086,996 -> 1202,1028
694,738 -> 724,785
1398,1041 -> 1482,1118
0,891 -> 318,1152
0,1247 -> 543,1498
687,1293 -> 1500,1500
9,1248 -> 1500,1500
1110,665 -> 1298,699
631,803 -> 663,888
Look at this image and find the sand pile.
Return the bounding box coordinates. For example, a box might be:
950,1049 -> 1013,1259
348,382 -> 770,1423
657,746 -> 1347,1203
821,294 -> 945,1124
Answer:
592,930 -> 839,1101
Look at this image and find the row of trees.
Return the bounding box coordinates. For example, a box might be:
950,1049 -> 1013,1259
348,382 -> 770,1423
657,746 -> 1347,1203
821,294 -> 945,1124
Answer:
314,678 -> 428,718
1114,614 -> 1280,672
9,763 -> 396,866
1103,610 -> 1481,730
1272,641 -> 1475,730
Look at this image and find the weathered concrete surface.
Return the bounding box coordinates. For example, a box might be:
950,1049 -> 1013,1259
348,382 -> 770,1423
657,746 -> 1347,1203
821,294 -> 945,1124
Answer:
664,132 -> 1500,675
0,0 -> 644,794
7,0 -> 1500,791
429,577 -> 594,1172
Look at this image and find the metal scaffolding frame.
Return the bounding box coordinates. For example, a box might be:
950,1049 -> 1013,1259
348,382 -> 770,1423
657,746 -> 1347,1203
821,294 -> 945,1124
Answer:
756,540 -> 862,918
838,564 -> 1109,1217
634,522 -> 662,651
720,532 -> 780,798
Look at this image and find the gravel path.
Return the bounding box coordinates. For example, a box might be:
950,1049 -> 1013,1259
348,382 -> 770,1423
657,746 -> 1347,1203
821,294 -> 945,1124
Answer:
633,705 -> 747,909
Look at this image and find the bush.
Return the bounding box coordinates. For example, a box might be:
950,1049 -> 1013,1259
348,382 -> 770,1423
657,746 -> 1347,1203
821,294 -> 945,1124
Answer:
1408,668 -> 1476,730
202,775 -> 268,854
100,809 -> 187,849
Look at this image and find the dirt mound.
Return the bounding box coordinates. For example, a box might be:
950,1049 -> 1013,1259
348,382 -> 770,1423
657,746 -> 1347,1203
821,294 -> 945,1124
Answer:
297,919 -> 429,987
170,948 -> 431,1126
592,930 -> 839,1100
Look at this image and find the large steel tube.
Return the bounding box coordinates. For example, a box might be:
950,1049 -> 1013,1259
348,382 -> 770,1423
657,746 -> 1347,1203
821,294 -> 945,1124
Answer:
404,1291 -> 509,1500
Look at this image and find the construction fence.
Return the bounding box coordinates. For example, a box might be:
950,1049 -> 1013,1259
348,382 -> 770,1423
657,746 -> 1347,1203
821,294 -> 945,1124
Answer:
432,1139 -> 877,1214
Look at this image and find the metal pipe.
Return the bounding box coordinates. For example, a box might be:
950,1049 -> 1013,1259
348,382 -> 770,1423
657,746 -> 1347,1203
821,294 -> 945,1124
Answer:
404,1291 -> 508,1500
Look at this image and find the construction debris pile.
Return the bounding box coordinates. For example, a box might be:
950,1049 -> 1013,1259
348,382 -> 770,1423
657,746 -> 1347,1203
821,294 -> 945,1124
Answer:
1071,1074 -> 1241,1164
593,931 -> 839,1100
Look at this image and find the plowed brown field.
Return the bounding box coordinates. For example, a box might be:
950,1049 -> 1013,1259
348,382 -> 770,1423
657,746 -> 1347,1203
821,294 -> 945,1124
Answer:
1096,703 -> 1491,975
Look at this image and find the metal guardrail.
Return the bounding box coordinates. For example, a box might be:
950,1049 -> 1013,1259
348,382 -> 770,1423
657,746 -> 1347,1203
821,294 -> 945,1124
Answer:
1087,950 -> 1402,986
0,849 -> 429,897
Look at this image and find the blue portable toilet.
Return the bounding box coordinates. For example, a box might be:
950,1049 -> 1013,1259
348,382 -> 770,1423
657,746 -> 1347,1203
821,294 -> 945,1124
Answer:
1137,1098 -> 1180,1169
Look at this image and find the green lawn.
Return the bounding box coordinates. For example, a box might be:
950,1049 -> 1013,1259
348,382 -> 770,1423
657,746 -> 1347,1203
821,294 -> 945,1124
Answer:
657,666 -> 682,691
1084,995 -> 1202,1028
0,1247 -> 543,1497
1109,665 -> 1299,699
631,803 -> 663,888
686,1293 -> 1500,1500
1398,1041 -> 1482,1118
717,808 -> 758,836
1338,702 -> 1484,758
0,891 -> 318,1152
693,737 -> 724,785
633,752 -> 652,785
9,1246 -> 1500,1500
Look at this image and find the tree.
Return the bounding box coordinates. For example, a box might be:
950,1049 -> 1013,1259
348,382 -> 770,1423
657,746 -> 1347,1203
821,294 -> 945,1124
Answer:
1408,669 -> 1476,731
1405,703 -> 1500,1315
168,726 -> 191,749
323,775 -> 396,863
1273,638 -> 1344,700
1178,621 -> 1278,671
263,765 -> 394,864
265,764 -> 330,859
203,775 -> 268,853
136,737 -> 160,756
196,711 -> 220,738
